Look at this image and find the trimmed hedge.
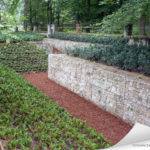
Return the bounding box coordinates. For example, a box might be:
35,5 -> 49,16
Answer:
0,65 -> 110,149
65,44 -> 150,75
50,32 -> 149,75
50,32 -> 128,45
0,43 -> 48,72
0,32 -> 46,43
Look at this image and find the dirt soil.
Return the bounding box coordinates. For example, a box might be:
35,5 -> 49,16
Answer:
23,72 -> 132,144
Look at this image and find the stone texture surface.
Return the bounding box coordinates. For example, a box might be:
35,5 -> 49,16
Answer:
48,54 -> 150,126
31,38 -> 92,54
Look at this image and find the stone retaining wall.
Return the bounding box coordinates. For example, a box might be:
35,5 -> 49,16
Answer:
32,38 -> 92,54
48,54 -> 150,126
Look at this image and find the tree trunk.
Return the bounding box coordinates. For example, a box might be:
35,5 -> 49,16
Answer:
139,15 -> 146,36
47,24 -> 55,37
47,0 -> 53,25
24,0 -> 29,31
47,0 -> 54,37
76,23 -> 81,33
15,26 -> 19,32
124,24 -> 133,37
57,13 -> 60,31
86,0 -> 91,33
33,25 -> 38,32
29,0 -> 33,31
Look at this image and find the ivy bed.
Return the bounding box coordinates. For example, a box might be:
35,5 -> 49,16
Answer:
0,65 -> 110,149
0,42 -> 110,149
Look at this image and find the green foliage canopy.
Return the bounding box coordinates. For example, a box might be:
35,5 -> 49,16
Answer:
101,0 -> 150,33
0,0 -> 24,31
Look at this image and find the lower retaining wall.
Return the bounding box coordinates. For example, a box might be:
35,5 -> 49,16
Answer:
48,54 -> 150,126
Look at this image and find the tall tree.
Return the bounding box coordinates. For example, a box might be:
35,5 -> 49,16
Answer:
0,0 -> 23,31
101,0 -> 150,36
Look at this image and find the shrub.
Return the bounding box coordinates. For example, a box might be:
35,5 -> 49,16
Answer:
0,43 -> 48,72
50,32 -> 128,45
65,44 -> 150,75
138,47 -> 150,74
0,33 -> 7,43
0,65 -> 110,149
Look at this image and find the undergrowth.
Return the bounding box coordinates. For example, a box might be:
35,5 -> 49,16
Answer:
0,65 -> 110,149
0,43 -> 48,72
0,32 -> 46,43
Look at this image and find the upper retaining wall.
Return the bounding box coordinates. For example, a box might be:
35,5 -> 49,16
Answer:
48,54 -> 150,126
31,38 -> 92,54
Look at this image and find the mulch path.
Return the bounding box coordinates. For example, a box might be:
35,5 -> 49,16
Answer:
23,72 -> 132,144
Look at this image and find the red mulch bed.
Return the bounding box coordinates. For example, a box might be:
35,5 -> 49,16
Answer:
23,72 -> 132,144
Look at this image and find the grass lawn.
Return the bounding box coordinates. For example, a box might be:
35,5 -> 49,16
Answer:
0,65 -> 110,149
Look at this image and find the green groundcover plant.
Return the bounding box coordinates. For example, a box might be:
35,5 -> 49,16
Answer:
50,32 -> 150,75
50,32 -> 128,45
0,43 -> 48,72
0,32 -> 46,43
0,65 -> 110,149
65,44 -> 150,75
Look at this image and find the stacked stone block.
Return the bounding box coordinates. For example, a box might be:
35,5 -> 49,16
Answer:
48,54 -> 150,126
